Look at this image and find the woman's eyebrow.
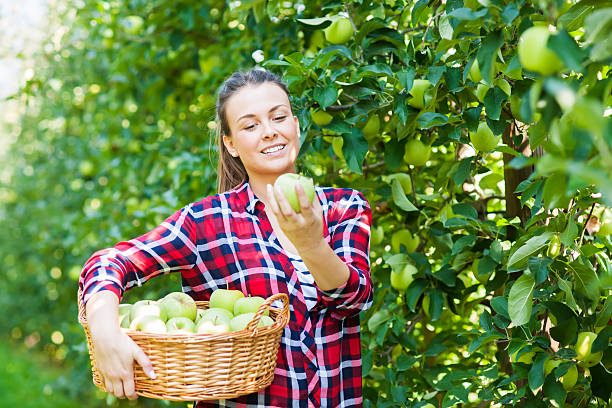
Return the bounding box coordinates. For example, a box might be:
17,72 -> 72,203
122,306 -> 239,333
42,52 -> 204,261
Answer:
237,104 -> 289,121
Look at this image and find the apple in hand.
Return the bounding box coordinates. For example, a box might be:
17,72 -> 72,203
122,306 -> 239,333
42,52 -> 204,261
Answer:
274,173 -> 316,213
118,303 -> 132,326
209,289 -> 245,314
134,315 -> 167,334
158,291 -> 197,321
518,26 -> 564,75
166,317 -> 196,334
324,16 -> 353,45
234,296 -> 269,317
574,331 -> 603,367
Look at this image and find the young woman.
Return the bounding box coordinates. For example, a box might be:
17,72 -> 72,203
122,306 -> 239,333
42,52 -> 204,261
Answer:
79,68 -> 373,407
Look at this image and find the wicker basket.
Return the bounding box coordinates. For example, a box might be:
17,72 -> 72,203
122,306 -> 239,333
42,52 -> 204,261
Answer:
78,290 -> 289,401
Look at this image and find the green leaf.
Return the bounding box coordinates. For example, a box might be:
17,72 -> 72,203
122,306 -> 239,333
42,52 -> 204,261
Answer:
543,375 -> 567,406
483,86 -> 508,120
508,273 -> 535,327
453,157 -> 473,186
548,29 -> 585,73
591,326 -> 612,353
452,203 -> 478,220
295,17 -> 332,26
406,278 -> 428,312
396,354 -> 418,370
595,295 -> 612,328
527,257 -> 551,286
491,296 -> 509,319
417,112 -> 448,129
560,215 -> 579,246
570,256 -> 601,301
314,84 -> 337,110
477,30 -> 504,86
490,240 -> 504,263
391,179 -> 418,212
342,128 -> 369,174
528,352 -> 547,391
451,235 -> 478,256
507,232 -> 554,270
557,278 -> 578,312
397,68 -> 415,91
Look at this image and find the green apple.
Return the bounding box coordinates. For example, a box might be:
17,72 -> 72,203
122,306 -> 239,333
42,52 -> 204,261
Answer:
390,263 -> 417,291
511,347 -> 536,364
470,122 -> 500,153
574,331 -> 603,367
389,173 -> 412,194
547,234 -> 561,257
468,59 -> 482,83
122,15 -> 144,35
209,289 -> 245,314
229,312 -> 267,332
198,307 -> 233,324
310,108 -> 333,126
495,78 -> 512,96
475,83 -> 490,103
158,291 -> 197,321
598,209 -> 612,237
324,16 -> 353,45
130,300 -> 167,322
118,303 -> 132,325
407,79 -> 431,109
361,115 -> 380,140
134,315 -> 167,334
370,225 -> 384,247
79,160 -> 96,177
544,357 -> 561,376
166,317 -> 196,334
233,296 -> 269,316
198,308 -> 232,326
518,26 -> 564,75
391,229 -> 420,253
120,314 -> 131,329
561,364 -> 578,390
404,139 -> 431,166
274,173 -> 316,213
195,319 -> 230,335
259,315 -> 274,327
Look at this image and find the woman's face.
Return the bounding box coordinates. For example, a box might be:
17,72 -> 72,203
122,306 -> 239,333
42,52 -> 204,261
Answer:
223,82 -> 300,182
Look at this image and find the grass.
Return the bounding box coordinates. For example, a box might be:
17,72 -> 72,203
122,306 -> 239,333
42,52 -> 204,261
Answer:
0,340 -> 79,408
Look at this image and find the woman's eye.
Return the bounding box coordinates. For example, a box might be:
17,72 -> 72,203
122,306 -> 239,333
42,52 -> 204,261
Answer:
274,116 -> 286,121
244,124 -> 256,130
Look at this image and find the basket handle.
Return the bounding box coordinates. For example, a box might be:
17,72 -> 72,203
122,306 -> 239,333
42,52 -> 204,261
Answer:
245,293 -> 290,335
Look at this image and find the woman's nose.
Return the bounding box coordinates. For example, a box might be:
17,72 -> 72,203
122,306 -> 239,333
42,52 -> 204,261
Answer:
261,120 -> 277,139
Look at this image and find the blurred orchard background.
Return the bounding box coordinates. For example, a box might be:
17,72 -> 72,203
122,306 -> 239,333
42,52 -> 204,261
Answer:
0,0 -> 611,407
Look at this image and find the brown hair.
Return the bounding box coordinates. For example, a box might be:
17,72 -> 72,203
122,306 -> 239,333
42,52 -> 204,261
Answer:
215,68 -> 291,193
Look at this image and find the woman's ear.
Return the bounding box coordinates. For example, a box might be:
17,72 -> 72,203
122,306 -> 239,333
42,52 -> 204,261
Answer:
223,135 -> 239,157
294,115 -> 301,139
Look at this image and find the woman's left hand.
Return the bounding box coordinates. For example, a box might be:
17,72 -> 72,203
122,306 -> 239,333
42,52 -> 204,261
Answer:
266,182 -> 324,253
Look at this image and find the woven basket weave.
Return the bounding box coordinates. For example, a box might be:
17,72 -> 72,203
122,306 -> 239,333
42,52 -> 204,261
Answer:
77,290 -> 289,401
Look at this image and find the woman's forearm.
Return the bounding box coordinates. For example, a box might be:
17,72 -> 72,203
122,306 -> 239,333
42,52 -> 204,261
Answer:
86,290 -> 122,338
298,238 -> 350,291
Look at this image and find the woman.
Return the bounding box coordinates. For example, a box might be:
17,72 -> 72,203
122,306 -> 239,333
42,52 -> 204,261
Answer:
79,68 -> 373,407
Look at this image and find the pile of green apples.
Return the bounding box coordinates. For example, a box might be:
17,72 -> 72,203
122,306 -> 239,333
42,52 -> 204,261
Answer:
118,289 -> 274,335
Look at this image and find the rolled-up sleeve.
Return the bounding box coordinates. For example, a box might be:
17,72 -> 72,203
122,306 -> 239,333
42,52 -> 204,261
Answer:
318,189 -> 373,317
79,204 -> 198,305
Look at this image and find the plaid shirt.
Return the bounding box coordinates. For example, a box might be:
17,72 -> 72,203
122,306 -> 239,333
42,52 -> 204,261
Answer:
79,182 -> 373,407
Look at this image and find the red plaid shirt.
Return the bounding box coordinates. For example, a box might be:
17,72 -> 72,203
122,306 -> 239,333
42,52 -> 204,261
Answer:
79,182 -> 373,407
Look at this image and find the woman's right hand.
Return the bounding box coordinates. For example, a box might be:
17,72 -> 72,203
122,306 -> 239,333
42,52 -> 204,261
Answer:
85,291 -> 155,400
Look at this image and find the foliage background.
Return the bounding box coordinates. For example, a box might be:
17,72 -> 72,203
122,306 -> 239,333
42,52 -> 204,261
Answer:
0,0 -> 611,407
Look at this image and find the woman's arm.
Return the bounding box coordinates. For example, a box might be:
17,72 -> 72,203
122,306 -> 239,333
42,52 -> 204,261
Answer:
267,183 -> 373,317
85,291 -> 155,400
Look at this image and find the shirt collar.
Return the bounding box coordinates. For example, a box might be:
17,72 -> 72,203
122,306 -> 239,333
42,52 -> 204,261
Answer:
241,181 -> 264,215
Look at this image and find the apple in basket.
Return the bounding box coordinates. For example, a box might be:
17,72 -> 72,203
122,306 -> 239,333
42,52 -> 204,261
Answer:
196,319 -> 230,335
133,315 -> 167,334
229,313 -> 274,332
166,317 -> 196,334
209,289 -> 245,313
233,296 -> 269,316
158,291 -> 198,321
129,300 -> 167,328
